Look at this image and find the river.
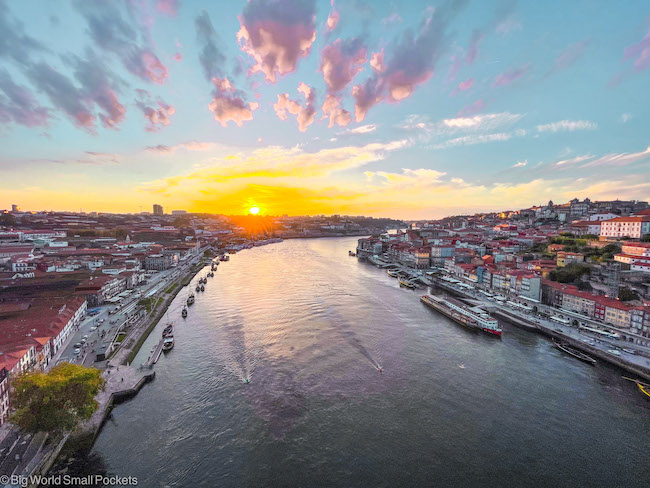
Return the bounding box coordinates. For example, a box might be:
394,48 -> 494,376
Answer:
88,237 -> 649,487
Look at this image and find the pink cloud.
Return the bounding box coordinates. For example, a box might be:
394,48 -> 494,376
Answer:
135,90 -> 175,131
320,38 -> 366,92
273,82 -> 317,132
97,90 -> 127,129
0,70 -> 50,128
370,51 -> 384,73
351,4 -> 457,122
326,11 -> 339,31
172,52 -> 182,62
546,40 -> 589,77
466,30 -> 483,64
451,78 -> 474,95
156,0 -> 178,16
457,99 -> 485,117
208,77 -> 258,127
624,29 -> 650,71
321,94 -> 351,128
140,50 -> 169,84
237,0 -> 317,83
492,64 -> 530,87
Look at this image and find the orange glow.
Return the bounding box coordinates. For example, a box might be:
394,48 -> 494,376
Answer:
249,205 -> 260,215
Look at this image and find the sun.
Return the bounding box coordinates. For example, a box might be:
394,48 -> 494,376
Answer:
249,205 -> 260,215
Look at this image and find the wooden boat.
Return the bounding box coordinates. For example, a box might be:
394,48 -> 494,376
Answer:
553,339 -> 596,366
399,278 -> 416,289
162,324 -> 173,337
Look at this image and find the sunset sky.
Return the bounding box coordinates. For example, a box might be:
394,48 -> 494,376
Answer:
1,0 -> 649,218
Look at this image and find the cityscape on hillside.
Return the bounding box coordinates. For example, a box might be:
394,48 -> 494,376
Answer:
2,0 -> 650,486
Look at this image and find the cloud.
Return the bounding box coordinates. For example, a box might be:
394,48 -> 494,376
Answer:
442,112 -> 522,129
135,89 -> 175,131
156,0 -> 178,16
370,51 -> 384,73
621,113 -> 632,123
346,124 -> 376,134
553,154 -> 592,167
208,77 -> 258,127
400,112 -> 522,143
273,82 -> 317,132
195,11 -> 226,82
352,3 -> 462,121
24,62 -> 96,131
145,141 -> 217,153
321,94 -> 351,128
457,99 -> 485,117
326,6 -> 339,31
545,40 -> 589,77
492,63 -> 531,87
0,69 -> 50,127
536,120 -> 597,133
320,38 -> 366,93
466,30 -> 483,64
512,160 -> 527,168
237,0 -> 317,83
580,146 -> 650,168
0,3 -> 47,66
139,139 -> 409,196
623,29 -> 650,72
430,129 -> 527,150
451,77 -> 474,95
74,0 -> 168,84
70,51 -> 127,129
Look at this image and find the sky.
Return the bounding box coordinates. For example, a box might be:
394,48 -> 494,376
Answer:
0,0 -> 649,219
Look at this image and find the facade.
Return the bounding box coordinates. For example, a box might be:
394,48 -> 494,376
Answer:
556,251 -> 585,267
144,253 -> 175,271
153,204 -> 164,216
76,275 -> 126,305
600,215 -> 650,239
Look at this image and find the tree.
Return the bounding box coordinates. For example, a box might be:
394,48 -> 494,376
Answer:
641,234 -> 650,242
618,287 -> 639,302
9,363 -> 105,434
0,213 -> 16,226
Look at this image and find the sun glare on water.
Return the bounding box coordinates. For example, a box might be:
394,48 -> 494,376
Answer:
249,205 -> 260,215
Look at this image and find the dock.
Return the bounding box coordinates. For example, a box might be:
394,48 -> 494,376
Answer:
147,337 -> 165,366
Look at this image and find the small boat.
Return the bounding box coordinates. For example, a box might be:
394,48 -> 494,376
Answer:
553,339 -> 596,365
622,377 -> 650,399
387,269 -> 399,278
162,336 -> 174,351
195,285 -> 200,292
187,294 -> 195,306
162,324 -> 173,337
221,255 -> 230,261
207,272 -> 214,277
182,306 -> 188,318
348,250 -> 356,257
399,278 -> 416,289
201,284 -> 205,292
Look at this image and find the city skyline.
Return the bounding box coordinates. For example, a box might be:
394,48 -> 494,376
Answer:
1,0 -> 650,218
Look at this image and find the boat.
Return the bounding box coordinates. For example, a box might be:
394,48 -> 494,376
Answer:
182,306 -> 188,318
220,254 -> 230,261
552,339 -> 596,365
187,294 -> 195,306
162,336 -> 174,351
207,271 -> 214,277
162,323 -> 173,337
420,295 -> 502,337
195,284 -> 200,292
201,284 -> 205,292
399,278 -> 416,289
622,377 -> 650,399
387,269 -> 399,278
348,250 -> 356,257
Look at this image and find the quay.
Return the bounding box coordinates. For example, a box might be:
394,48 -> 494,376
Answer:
359,254 -> 650,383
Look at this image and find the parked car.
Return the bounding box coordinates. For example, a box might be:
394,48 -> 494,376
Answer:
74,348 -> 81,355
74,342 -> 82,348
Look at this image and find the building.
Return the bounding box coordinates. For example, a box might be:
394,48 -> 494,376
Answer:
153,204 -> 164,216
171,210 -> 188,216
144,253 -> 175,271
556,251 -> 585,267
76,275 -> 126,306
11,204 -> 19,212
0,367 -> 8,426
600,215 -> 650,239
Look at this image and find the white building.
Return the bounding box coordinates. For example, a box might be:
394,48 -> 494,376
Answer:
600,216 -> 650,239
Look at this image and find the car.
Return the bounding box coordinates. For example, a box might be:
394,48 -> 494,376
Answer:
80,338 -> 87,344
74,342 -> 82,348
90,326 -> 97,331
74,348 -> 81,355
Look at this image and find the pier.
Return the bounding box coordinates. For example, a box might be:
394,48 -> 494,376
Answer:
148,337 -> 166,366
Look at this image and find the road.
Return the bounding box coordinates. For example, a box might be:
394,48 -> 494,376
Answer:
50,258 -> 199,369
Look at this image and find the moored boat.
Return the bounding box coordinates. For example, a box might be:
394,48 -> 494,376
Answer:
349,250 -> 356,256
187,294 -> 195,306
162,336 -> 174,351
399,278 -> 416,289
201,284 -> 205,292
552,339 -> 596,365
162,323 -> 173,337
182,306 -> 188,318
387,269 -> 399,278
195,284 -> 200,292
420,294 -> 502,337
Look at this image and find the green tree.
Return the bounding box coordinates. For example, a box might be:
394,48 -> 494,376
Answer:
641,234 -> 650,242
9,363 -> 105,434
0,213 -> 16,226
618,287 -> 639,302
